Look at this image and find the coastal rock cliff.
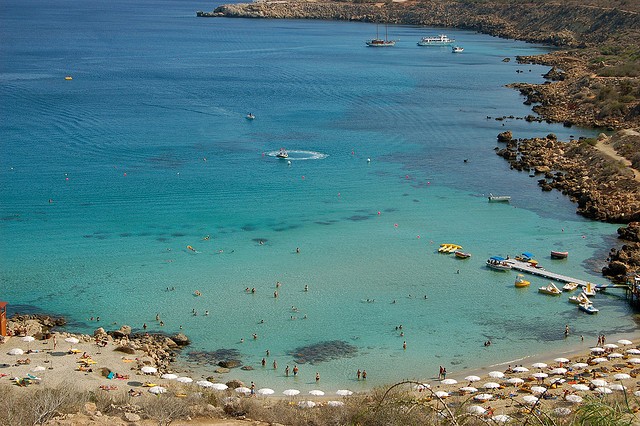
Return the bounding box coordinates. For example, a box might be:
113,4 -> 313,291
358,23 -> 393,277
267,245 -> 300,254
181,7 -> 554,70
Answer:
212,0 -> 640,47
496,130 -> 640,224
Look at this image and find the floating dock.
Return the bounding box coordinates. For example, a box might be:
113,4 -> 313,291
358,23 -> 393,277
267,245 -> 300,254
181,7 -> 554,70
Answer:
504,259 -> 599,288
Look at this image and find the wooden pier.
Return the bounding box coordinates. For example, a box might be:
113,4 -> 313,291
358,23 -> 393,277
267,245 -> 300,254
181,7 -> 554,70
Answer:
504,259 -> 599,287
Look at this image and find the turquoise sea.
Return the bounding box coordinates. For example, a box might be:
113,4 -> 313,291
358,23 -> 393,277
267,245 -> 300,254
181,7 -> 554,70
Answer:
1,0 -> 636,392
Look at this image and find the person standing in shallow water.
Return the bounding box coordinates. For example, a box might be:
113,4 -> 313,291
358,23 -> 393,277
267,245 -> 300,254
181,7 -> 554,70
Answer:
357,369 -> 361,380
315,372 -> 320,383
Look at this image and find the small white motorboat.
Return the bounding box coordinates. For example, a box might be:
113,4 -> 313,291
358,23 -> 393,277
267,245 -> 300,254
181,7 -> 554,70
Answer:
276,148 -> 288,159
562,282 -> 578,292
488,193 -> 511,202
452,46 -> 464,53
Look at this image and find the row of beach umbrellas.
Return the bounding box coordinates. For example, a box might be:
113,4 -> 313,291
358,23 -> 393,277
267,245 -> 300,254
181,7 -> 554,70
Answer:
154,372 -> 354,397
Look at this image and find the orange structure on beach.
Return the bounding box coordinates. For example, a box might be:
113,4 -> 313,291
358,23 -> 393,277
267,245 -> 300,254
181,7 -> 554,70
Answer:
0,301 -> 7,336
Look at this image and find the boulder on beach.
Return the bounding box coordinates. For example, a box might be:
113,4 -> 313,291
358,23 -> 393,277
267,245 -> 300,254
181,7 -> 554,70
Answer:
172,333 -> 190,346
218,359 -> 242,369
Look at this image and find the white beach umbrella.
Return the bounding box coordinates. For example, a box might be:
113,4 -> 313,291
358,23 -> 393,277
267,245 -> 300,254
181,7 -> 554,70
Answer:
235,386 -> 251,394
474,393 -> 492,401
257,388 -> 274,396
64,337 -> 79,344
635,391 -> 640,398
554,357 -> 570,363
572,384 -> 590,391
591,379 -> 608,387
591,357 -> 608,363
609,384 -> 626,391
512,366 -> 529,373
550,378 -> 566,385
626,349 -> 640,355
283,389 -> 300,397
488,371 -> 505,379
441,378 -> 457,385
210,383 -> 228,391
459,386 -> 478,393
483,382 -> 501,389
413,383 -> 430,391
522,395 -> 539,405
565,394 -> 583,403
595,387 -> 612,394
196,380 -> 214,388
148,386 -> 166,394
309,390 -> 325,396
618,339 -> 633,346
492,414 -> 511,423
336,389 -> 353,396
531,372 -> 548,379
467,405 -> 486,415
550,368 -> 567,375
32,366 -> 46,372
507,377 -> 524,385
628,358 -> 640,364
531,386 -> 547,393
554,407 -> 572,417
608,353 -> 623,359
21,336 -> 35,350
532,362 -> 547,369
571,362 -> 589,369
464,375 -> 481,382
161,373 -> 178,380
176,376 -> 193,383
141,366 -> 157,374
434,391 -> 450,398
531,386 -> 547,394
590,347 -> 605,353
327,400 -> 344,407
614,373 -> 631,380
8,348 -> 24,356
298,400 -> 316,408
603,343 -> 619,350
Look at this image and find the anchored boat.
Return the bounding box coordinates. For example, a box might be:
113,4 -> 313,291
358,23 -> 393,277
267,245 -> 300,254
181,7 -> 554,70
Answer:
538,282 -> 562,296
514,274 -> 530,288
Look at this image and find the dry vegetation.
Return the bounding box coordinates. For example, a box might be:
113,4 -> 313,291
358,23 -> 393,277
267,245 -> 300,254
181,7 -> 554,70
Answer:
1,381 -> 639,426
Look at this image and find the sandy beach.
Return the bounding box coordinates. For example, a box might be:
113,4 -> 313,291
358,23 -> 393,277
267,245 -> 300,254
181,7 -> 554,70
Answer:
3,325 -> 640,422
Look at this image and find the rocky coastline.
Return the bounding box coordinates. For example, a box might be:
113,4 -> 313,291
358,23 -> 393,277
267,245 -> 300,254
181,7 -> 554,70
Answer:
495,129 -> 640,279
5,314 -> 191,374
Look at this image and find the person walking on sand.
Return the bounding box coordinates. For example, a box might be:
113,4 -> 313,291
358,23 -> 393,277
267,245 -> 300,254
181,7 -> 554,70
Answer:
53,334 -> 57,350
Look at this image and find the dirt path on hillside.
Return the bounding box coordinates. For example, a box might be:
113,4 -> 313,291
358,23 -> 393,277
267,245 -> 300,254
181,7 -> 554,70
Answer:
595,135 -> 640,182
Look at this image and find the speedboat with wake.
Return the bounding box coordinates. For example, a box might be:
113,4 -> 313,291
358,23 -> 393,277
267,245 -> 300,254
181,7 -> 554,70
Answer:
276,148 -> 288,159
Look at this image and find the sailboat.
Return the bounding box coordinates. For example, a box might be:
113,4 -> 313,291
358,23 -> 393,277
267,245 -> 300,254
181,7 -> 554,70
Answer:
366,23 -> 395,47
